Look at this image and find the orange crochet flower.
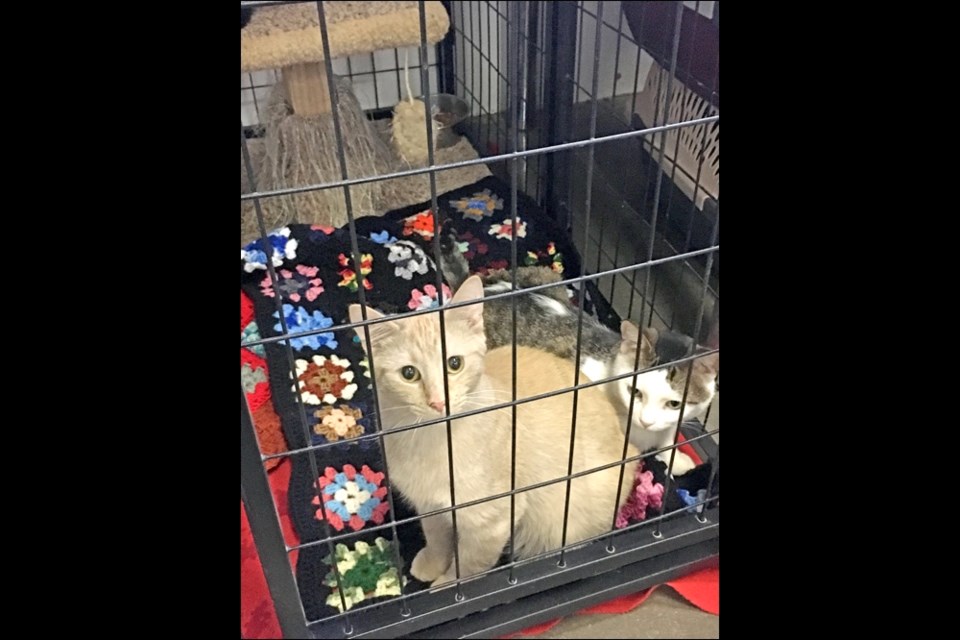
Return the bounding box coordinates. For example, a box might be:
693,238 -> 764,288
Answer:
402,210 -> 436,239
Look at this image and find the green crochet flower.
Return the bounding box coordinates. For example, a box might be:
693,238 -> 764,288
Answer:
322,537 -> 405,612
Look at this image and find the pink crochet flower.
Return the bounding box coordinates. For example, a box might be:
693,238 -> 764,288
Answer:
407,283 -> 452,311
615,462 -> 665,528
260,265 -> 324,302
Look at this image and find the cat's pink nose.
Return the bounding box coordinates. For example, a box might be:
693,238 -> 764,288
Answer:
429,400 -> 446,413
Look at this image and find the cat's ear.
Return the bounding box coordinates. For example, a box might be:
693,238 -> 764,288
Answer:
640,326 -> 659,348
449,275 -> 485,329
693,351 -> 719,376
620,321 -> 657,361
348,304 -> 392,346
619,320 -> 638,355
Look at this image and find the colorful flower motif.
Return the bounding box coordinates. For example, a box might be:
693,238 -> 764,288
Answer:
402,210 -> 436,240
337,253 -> 374,292
616,462 -> 665,528
450,188 -> 504,221
322,537 -> 405,612
273,304 -> 338,351
312,404 -> 365,441
259,264 -> 325,303
369,230 -> 398,245
488,218 -> 528,240
456,230 -> 489,260
241,321 -> 266,357
241,227 -> 298,272
313,464 -> 390,532
522,241 -> 564,274
293,354 -> 358,405
309,224 -> 335,244
407,283 -> 452,311
386,240 -> 431,280
677,488 -> 709,515
241,362 -> 267,393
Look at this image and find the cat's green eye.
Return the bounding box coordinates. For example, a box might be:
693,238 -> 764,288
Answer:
447,356 -> 464,372
666,400 -> 682,409
400,365 -> 421,381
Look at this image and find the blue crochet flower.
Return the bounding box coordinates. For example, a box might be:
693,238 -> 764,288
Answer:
241,227 -> 298,272
677,488 -> 708,514
241,247 -> 268,271
273,304 -> 338,351
369,230 -> 398,245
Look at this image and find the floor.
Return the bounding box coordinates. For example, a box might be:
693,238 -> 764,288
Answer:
539,589 -> 718,639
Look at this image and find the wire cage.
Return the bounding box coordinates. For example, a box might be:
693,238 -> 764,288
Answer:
241,1 -> 719,637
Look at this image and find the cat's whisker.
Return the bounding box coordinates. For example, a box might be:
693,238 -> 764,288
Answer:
458,403 -> 515,417
460,392 -> 514,401
459,398 -> 513,406
381,415 -> 427,432
459,401 -> 508,408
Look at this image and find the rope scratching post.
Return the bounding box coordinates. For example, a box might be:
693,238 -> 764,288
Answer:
241,1 -> 450,235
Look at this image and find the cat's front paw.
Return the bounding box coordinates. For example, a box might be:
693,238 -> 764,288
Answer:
411,546 -> 451,583
430,570 -> 458,589
666,451 -> 697,476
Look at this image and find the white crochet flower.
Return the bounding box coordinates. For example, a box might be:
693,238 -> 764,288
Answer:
386,240 -> 431,280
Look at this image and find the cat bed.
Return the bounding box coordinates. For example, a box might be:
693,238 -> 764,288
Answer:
240,176 -> 716,627
240,1 -> 450,73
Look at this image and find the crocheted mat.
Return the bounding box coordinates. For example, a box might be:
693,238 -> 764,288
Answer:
240,174 -> 717,633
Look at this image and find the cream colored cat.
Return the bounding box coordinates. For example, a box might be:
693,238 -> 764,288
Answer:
348,276 -> 638,587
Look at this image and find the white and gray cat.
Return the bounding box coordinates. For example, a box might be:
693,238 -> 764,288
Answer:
479,266 -> 718,476
348,276 -> 638,586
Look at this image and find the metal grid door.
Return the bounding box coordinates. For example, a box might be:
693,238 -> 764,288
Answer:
241,2 -> 719,637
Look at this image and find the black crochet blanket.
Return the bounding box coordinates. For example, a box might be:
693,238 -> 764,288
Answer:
239,176 -> 715,621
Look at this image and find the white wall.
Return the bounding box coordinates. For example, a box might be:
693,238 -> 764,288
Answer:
449,1 -> 508,117
574,1 -> 651,104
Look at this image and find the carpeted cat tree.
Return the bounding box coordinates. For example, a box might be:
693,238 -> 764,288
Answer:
241,1 -> 450,238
